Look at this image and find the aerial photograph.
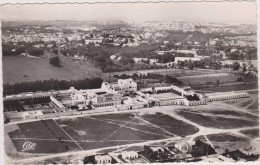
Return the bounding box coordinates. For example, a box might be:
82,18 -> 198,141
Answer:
1,0 -> 259,164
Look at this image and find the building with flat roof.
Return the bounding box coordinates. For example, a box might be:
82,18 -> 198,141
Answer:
71,87 -> 122,109
205,91 -> 249,102
4,94 -> 64,119
102,78 -> 137,94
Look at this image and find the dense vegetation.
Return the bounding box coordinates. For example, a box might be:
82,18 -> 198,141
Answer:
3,78 -> 103,96
49,56 -> 61,67
2,42 -> 45,57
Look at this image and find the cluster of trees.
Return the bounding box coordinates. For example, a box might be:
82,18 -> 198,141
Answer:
191,140 -> 217,157
3,78 -> 103,96
186,94 -> 200,101
225,48 -> 257,60
60,44 -> 118,72
149,53 -> 175,63
176,58 -> 249,71
60,45 -> 163,72
49,56 -> 61,67
2,42 -> 49,57
176,59 -> 222,70
2,43 -> 26,56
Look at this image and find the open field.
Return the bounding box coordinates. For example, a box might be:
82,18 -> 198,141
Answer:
222,98 -> 254,108
175,108 -> 258,129
140,112 -> 199,137
194,82 -> 258,92
3,55 -> 102,84
247,98 -> 259,109
240,129 -> 259,139
56,112 -> 199,150
3,56 -> 81,84
6,120 -> 81,154
178,73 -> 254,86
5,112 -> 199,158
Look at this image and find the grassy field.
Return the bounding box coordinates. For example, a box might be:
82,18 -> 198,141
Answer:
3,55 -> 102,84
55,112 -> 198,150
5,112 -> 199,157
222,98 -> 254,108
240,129 -> 259,139
178,73 -> 254,86
7,120 -> 81,154
247,98 -> 259,109
140,112 -> 199,137
3,56 -> 80,84
194,82 -> 258,92
176,109 -> 258,129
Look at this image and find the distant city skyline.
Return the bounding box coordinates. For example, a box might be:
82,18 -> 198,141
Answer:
1,1 -> 257,25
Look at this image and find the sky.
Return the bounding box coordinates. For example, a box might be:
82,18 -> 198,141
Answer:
1,1 -> 257,24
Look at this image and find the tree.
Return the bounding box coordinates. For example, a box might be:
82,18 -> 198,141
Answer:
152,86 -> 155,93
232,62 -> 240,71
49,56 -> 61,67
188,60 -> 194,70
87,100 -> 93,109
242,63 -> 247,72
177,61 -> 185,69
186,94 -> 200,101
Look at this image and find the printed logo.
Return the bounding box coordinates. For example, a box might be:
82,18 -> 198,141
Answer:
22,141 -> 36,151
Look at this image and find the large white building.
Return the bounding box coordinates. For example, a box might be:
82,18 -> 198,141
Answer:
71,87 -> 122,109
101,78 -> 137,94
70,79 -> 137,109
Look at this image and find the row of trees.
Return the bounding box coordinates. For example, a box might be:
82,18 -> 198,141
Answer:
3,78 -> 103,96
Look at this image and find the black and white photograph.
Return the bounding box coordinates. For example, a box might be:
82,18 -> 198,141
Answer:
0,0 -> 259,164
